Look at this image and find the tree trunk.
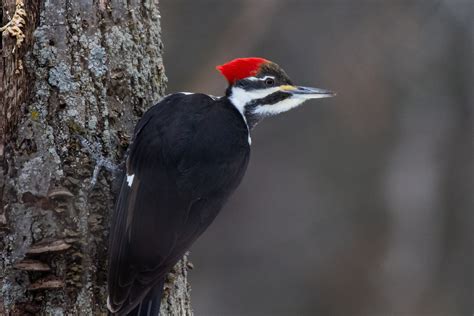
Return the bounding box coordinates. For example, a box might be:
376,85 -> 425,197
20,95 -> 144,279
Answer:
0,1 -> 192,315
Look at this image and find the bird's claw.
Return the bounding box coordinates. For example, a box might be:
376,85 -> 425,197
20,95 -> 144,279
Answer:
75,135 -> 120,190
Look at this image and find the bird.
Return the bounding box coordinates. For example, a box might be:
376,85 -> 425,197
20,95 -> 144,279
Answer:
107,57 -> 335,315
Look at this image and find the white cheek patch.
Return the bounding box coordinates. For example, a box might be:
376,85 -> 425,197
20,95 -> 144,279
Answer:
253,97 -> 305,115
229,86 -> 281,116
126,174 -> 135,187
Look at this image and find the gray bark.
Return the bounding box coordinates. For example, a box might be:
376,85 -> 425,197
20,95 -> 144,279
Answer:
0,0 -> 192,315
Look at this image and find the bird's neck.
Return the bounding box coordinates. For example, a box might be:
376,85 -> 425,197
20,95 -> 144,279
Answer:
225,87 -> 262,130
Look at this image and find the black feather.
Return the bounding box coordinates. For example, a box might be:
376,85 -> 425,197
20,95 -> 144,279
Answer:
108,93 -> 250,314
125,279 -> 164,316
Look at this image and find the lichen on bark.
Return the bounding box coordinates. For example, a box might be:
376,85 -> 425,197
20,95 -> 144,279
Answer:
0,0 -> 192,314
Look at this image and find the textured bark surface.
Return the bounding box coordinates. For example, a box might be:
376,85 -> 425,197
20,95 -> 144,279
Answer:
0,0 -> 192,315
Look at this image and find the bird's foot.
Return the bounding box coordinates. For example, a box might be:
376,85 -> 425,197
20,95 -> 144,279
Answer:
75,135 -> 120,189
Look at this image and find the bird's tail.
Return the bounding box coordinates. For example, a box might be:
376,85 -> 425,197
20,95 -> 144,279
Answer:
126,279 -> 165,316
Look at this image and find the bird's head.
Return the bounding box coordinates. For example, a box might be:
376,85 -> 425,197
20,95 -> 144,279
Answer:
217,57 -> 335,128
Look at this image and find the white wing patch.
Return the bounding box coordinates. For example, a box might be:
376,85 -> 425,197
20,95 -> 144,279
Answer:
107,296 -> 114,312
126,174 -> 135,187
180,92 -> 219,100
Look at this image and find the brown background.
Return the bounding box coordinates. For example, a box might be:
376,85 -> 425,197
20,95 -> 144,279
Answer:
161,1 -> 473,315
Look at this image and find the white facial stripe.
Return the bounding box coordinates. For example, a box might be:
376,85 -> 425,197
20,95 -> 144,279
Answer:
253,93 -> 329,115
253,97 -> 305,115
229,86 -> 281,115
246,75 -> 275,82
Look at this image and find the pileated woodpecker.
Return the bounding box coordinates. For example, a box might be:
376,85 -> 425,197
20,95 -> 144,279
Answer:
107,57 -> 335,315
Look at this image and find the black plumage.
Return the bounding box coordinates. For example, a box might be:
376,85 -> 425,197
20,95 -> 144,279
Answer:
107,93 -> 250,315
107,57 -> 334,315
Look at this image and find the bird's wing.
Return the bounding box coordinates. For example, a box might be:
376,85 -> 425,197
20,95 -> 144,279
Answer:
107,98 -> 193,313
107,94 -> 249,314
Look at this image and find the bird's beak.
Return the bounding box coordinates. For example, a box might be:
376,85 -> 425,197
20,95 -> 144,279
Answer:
279,85 -> 336,99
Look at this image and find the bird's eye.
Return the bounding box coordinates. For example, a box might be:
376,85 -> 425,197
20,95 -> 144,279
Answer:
265,78 -> 275,86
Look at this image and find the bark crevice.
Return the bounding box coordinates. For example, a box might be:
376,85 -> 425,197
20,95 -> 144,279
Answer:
1,1 -> 192,314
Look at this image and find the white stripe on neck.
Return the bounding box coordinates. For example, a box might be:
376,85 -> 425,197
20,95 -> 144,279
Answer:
228,86 -> 279,145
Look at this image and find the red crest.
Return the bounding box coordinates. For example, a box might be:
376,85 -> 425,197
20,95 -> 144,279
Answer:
216,57 -> 268,84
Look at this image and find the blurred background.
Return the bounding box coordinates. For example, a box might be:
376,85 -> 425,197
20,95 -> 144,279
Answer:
160,1 -> 473,315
